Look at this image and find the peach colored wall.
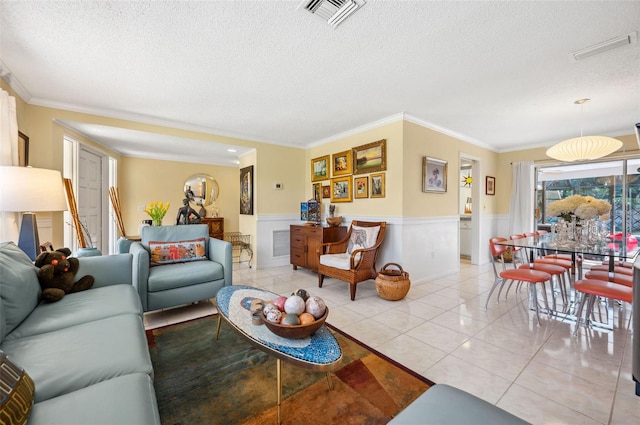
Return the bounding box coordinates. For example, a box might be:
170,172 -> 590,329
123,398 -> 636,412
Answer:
306,121 -> 404,218
120,157 -> 239,235
403,121 -> 499,216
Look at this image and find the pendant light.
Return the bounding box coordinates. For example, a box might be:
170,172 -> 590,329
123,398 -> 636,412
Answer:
546,99 -> 622,162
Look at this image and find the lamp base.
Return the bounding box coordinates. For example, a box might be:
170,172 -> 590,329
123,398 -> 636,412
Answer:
18,213 -> 40,261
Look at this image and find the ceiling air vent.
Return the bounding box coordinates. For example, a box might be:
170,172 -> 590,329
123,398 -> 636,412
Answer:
301,0 -> 366,28
570,31 -> 638,62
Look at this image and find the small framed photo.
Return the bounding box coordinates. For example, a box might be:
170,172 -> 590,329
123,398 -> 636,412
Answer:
313,182 -> 321,201
370,173 -> 385,198
311,155 -> 330,182
332,150 -> 352,177
354,176 -> 368,199
422,157 -> 447,193
330,176 -> 352,203
486,176 -> 496,195
322,185 -> 330,199
353,139 -> 387,175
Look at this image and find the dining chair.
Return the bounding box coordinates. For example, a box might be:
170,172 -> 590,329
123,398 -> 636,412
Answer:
573,278 -> 632,335
509,234 -> 569,311
486,237 -> 552,325
582,270 -> 633,325
588,264 -> 633,276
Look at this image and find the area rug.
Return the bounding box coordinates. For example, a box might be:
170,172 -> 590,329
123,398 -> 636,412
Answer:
147,315 -> 432,425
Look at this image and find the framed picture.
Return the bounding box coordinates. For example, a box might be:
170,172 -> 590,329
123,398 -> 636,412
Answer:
313,182 -> 321,201
322,185 -> 330,199
240,165 -> 254,215
331,150 -> 352,176
311,155 -> 330,182
370,173 -> 385,198
423,157 -> 447,193
353,139 -> 387,175
354,176 -> 368,199
486,176 -> 496,195
330,176 -> 352,203
18,131 -> 29,167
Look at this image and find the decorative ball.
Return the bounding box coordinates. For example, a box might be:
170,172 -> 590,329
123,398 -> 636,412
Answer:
263,303 -> 278,315
265,309 -> 282,323
295,289 -> 310,301
305,296 -> 326,319
281,313 -> 301,326
273,296 -> 287,312
284,295 -> 306,315
299,312 -> 315,325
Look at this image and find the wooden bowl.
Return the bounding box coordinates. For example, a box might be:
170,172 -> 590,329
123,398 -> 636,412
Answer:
326,216 -> 343,227
262,307 -> 329,339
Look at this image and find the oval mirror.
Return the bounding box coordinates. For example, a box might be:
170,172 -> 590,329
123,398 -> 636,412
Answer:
184,174 -> 219,207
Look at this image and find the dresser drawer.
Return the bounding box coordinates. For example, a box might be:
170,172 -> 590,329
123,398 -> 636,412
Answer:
290,235 -> 305,249
290,248 -> 306,265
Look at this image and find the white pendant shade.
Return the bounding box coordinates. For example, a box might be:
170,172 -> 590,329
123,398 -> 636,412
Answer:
546,135 -> 622,162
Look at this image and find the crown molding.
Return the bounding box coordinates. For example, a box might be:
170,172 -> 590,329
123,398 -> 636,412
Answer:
0,61 -> 32,103
308,113 -> 405,147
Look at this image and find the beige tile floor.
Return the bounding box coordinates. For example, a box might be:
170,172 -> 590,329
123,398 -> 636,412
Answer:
144,260 -> 640,425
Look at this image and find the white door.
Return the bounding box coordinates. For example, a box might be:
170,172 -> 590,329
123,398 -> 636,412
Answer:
78,148 -> 102,250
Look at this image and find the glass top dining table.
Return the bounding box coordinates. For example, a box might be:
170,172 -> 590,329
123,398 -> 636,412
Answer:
495,233 -> 638,279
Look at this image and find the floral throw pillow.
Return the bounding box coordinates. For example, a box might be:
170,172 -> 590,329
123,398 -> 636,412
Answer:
0,350 -> 35,425
148,237 -> 207,266
347,225 -> 380,254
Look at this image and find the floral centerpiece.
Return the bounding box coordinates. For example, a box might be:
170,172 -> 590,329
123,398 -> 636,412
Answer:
546,195 -> 611,222
145,201 -> 170,226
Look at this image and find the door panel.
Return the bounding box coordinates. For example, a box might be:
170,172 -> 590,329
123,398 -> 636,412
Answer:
78,149 -> 102,250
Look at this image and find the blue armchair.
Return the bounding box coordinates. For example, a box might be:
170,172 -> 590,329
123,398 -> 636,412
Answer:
129,224 -> 232,312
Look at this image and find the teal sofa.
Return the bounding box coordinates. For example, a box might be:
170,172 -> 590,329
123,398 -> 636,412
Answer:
0,241 -> 160,425
129,224 -> 232,312
389,384 -> 529,424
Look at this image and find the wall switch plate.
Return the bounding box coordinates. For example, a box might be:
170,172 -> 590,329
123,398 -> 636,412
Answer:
274,182 -> 283,190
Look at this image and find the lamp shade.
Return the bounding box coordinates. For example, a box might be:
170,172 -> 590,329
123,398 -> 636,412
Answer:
0,166 -> 68,212
546,136 -> 622,162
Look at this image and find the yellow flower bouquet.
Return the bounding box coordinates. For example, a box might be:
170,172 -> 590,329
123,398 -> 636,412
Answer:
145,201 -> 170,226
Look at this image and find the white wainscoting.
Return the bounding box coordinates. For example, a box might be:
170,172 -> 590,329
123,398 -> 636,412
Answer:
255,214 -> 505,285
255,214 -> 300,269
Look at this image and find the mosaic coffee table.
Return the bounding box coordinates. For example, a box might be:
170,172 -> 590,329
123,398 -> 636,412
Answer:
214,285 -> 342,424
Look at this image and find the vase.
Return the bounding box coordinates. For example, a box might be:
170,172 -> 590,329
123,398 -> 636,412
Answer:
75,247 -> 102,258
153,219 -> 163,226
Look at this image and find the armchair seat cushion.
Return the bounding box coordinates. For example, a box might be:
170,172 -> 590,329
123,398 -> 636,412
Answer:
320,253 -> 361,270
147,260 -> 224,292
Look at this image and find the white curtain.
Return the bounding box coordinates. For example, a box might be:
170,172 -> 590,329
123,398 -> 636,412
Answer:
508,161 -> 535,236
0,89 -> 20,243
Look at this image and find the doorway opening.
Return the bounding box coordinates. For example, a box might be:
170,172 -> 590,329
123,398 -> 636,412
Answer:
459,154 -> 481,265
63,135 -> 116,253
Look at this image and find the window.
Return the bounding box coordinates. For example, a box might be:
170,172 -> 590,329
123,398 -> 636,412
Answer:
536,158 -> 640,256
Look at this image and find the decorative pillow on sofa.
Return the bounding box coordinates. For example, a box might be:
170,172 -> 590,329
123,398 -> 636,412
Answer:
0,350 -> 35,425
0,242 -> 41,340
347,225 -> 380,254
148,238 -> 207,266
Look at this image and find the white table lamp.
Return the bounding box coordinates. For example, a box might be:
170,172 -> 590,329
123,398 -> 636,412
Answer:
0,166 -> 68,260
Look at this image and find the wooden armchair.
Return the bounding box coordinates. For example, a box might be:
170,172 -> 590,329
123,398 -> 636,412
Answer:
317,220 -> 386,300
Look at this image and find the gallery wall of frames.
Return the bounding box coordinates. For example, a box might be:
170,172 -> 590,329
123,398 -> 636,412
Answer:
310,139 -> 387,204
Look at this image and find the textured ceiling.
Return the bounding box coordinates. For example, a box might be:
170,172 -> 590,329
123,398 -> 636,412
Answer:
1,1 -> 639,165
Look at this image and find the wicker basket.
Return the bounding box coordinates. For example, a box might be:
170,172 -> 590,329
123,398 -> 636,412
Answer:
375,263 -> 410,301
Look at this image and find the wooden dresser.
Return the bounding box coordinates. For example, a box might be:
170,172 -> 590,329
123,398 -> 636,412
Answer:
290,225 -> 347,272
201,217 -> 224,240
